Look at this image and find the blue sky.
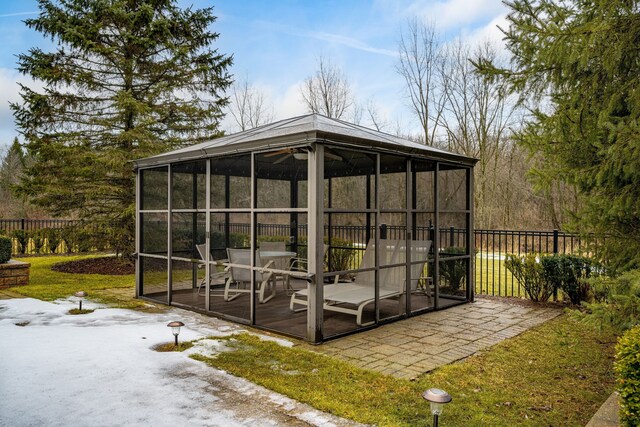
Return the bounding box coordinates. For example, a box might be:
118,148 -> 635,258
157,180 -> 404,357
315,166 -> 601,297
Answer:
0,0 -> 509,149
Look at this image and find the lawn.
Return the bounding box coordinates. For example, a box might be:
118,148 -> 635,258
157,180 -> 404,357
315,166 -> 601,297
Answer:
192,316 -> 616,426
11,253 -> 615,426
11,254 -> 154,310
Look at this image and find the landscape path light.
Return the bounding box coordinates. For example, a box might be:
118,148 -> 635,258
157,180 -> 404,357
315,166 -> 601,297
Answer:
74,291 -> 88,310
167,321 -> 185,346
422,388 -> 452,427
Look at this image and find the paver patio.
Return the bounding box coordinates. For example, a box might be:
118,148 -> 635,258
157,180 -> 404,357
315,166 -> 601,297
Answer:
306,296 -> 562,379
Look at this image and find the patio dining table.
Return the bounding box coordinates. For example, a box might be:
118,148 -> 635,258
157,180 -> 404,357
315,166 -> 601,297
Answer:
260,251 -> 298,294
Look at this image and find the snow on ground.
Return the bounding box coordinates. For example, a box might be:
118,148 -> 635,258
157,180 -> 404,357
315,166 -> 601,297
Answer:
0,298 -> 362,427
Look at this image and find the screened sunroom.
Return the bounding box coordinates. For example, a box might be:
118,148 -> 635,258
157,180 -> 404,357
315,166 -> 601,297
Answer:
134,114 -> 476,343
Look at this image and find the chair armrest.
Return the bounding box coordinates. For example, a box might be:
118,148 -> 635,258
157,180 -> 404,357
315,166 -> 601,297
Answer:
289,257 -> 308,270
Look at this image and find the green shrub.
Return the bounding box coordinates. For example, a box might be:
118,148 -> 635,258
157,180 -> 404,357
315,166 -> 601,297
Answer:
440,247 -> 467,293
31,230 -> 46,255
615,326 -> 640,426
11,230 -> 29,255
44,228 -> 62,254
576,269 -> 640,332
505,253 -> 554,302
0,236 -> 11,263
540,254 -> 602,304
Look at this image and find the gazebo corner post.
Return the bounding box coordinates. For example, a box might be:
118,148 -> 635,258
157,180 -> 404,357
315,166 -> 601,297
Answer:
205,159 -> 211,312
467,166 -> 475,303
167,164 -> 173,305
307,143 -> 324,344
134,167 -> 141,298
433,162 -> 439,310
250,152 -> 256,325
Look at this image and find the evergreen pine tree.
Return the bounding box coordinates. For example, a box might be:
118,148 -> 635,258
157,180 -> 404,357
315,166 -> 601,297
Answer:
12,0 -> 232,257
476,0 -> 640,270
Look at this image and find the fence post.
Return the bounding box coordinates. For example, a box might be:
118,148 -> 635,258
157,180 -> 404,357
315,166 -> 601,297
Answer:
450,226 -> 455,247
21,218 -> 25,231
553,229 -> 559,301
380,223 -> 387,240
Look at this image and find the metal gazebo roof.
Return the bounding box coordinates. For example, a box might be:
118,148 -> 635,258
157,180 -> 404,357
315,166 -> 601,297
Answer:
133,113 -> 477,168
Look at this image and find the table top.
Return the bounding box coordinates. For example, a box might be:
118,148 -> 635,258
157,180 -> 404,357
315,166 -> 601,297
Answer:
260,251 -> 297,258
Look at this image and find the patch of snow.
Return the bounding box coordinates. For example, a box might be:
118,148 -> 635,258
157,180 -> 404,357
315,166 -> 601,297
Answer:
255,334 -> 295,348
184,338 -> 237,358
0,298 -> 362,427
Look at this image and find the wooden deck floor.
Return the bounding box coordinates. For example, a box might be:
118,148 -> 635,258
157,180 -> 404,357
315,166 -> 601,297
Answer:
143,279 -> 464,339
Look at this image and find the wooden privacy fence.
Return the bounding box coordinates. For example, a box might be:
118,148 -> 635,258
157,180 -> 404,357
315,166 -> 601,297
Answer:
0,219 -> 605,298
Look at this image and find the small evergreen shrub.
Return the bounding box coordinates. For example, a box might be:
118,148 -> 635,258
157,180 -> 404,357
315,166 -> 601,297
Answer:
505,253 -> 554,302
44,228 -> 61,254
576,269 -> 640,332
615,326 -> 640,426
540,254 -> 601,304
12,230 -> 29,255
439,247 -> 467,294
31,230 -> 46,255
0,236 -> 11,263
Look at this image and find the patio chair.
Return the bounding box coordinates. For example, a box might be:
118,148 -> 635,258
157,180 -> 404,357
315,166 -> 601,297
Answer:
225,248 -> 277,303
289,239 -> 432,326
195,244 -> 229,296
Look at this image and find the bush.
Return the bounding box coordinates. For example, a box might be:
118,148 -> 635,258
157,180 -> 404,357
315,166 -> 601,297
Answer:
12,230 -> 29,255
44,228 -> 61,254
576,269 -> 640,332
615,326 -> 640,426
439,247 -> 467,293
505,253 -> 555,302
31,230 -> 46,255
540,254 -> 602,304
0,236 -> 11,263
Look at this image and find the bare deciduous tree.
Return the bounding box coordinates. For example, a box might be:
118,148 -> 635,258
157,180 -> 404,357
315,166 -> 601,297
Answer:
228,75 -> 274,131
301,56 -> 353,119
438,40 -> 519,227
396,19 -> 447,145
364,99 -> 389,132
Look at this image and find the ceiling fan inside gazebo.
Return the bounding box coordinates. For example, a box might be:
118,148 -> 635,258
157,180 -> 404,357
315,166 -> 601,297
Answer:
264,147 -> 343,164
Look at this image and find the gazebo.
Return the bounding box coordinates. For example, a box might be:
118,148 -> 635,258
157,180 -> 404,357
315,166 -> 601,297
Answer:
133,114 -> 476,343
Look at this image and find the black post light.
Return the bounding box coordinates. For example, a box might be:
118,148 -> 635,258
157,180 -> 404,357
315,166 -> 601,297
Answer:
74,291 -> 88,310
422,388 -> 452,427
167,321 -> 185,346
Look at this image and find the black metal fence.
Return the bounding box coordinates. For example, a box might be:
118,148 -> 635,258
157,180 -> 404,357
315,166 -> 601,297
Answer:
474,229 -> 605,298
1,218 -> 605,298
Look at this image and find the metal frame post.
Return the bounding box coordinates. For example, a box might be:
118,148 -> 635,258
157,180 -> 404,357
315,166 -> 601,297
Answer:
135,168 -> 141,298
167,164 -> 173,304
433,162 -> 439,310
307,143 -> 324,343
467,167 -> 475,302
205,159 -> 211,311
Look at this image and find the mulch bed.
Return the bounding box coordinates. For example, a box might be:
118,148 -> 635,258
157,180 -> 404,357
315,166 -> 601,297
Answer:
51,257 -> 135,275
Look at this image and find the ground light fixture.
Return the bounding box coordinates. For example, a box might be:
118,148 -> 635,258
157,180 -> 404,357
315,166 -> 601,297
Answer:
422,388 -> 452,427
74,291 -> 88,310
167,321 -> 185,346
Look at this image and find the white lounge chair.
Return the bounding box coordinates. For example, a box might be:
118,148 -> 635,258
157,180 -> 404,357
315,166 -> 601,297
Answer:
289,239 -> 431,326
195,243 -> 229,296
225,248 -> 277,303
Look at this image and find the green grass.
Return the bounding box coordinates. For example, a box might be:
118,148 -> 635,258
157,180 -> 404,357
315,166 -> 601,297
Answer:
13,254 -> 154,310
191,316 -> 616,426
475,253 -> 522,297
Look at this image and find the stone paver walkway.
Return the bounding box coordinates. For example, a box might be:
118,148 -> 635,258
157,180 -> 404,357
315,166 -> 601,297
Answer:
309,297 -> 562,379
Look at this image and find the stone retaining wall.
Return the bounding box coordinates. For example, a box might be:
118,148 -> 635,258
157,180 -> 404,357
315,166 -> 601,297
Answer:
0,260 -> 30,289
